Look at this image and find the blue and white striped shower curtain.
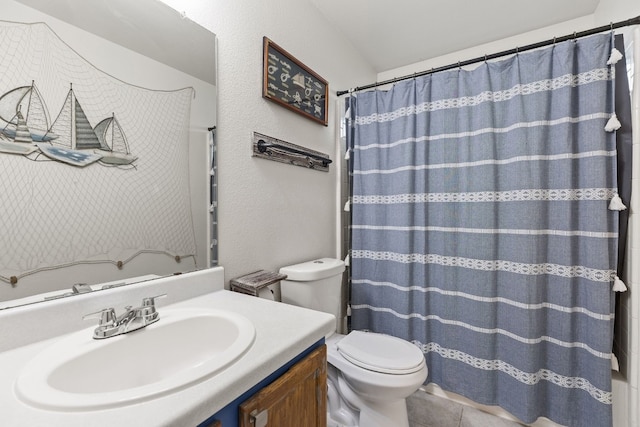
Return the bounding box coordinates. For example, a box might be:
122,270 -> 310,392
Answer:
347,34 -> 623,427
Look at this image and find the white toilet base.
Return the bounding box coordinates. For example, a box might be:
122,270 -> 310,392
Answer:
331,367 -> 411,427
327,374 -> 358,426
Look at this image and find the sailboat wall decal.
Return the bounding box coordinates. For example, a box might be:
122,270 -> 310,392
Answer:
13,110 -> 33,143
74,98 -> 102,149
37,84 -> 103,166
36,143 -> 103,167
46,84 -> 103,150
0,81 -> 56,155
0,108 -> 40,155
0,81 -> 137,166
94,113 -> 137,165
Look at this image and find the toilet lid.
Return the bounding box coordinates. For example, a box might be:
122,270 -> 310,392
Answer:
337,331 -> 425,374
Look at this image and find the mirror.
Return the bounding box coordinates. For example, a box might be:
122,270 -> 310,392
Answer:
0,0 -> 217,309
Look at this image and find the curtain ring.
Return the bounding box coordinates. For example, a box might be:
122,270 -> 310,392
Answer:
610,21 -> 614,31
458,61 -> 461,70
553,36 -> 556,45
484,54 -> 488,63
515,46 -> 519,54
573,31 -> 577,42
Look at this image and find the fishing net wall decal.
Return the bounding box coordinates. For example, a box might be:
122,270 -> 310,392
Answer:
0,21 -> 197,284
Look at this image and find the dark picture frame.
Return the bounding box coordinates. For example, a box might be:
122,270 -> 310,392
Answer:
262,37 -> 328,126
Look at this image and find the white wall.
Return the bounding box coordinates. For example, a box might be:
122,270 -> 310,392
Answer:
377,1 -> 639,82
378,15 -> 594,81
159,0 -> 376,283
617,21 -> 640,427
376,1 -> 640,426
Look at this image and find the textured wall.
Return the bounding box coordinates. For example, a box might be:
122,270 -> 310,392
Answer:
158,0 -> 375,283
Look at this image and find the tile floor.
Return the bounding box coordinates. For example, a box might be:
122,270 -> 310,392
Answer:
407,390 -> 524,427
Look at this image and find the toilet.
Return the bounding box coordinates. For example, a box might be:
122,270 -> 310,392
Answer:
279,258 -> 428,427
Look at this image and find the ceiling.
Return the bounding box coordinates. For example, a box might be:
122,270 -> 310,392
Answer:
309,0 -> 601,73
14,0 -> 216,85
14,0 -> 601,84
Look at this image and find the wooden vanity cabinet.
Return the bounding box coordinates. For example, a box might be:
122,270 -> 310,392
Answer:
238,344 -> 327,427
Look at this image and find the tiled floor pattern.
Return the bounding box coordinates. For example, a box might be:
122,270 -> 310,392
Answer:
407,390 -> 524,427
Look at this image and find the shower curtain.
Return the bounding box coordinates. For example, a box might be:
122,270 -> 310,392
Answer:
347,33 -> 627,427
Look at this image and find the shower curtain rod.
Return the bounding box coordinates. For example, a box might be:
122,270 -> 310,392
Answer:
336,15 -> 640,97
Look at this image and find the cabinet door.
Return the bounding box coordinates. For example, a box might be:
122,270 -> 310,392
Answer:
239,345 -> 327,427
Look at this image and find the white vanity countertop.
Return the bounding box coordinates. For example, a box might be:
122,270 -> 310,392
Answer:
0,289 -> 335,427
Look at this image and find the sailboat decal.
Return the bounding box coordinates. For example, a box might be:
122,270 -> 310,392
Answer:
13,110 -> 33,143
93,113 -> 137,165
0,81 -> 56,154
37,84 -> 103,166
0,82 -> 137,167
46,84 -> 101,150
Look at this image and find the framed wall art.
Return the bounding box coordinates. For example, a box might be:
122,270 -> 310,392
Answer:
262,37 -> 328,126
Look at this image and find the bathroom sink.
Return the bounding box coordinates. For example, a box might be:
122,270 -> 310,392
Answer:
15,308 -> 255,411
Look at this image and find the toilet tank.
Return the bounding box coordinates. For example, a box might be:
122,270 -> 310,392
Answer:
279,258 -> 345,333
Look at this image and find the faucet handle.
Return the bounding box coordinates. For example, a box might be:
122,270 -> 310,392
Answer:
83,308 -> 116,326
138,294 -> 167,319
142,293 -> 167,307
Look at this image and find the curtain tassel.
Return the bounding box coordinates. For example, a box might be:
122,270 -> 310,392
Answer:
344,200 -> 351,212
611,353 -> 620,371
613,275 -> 628,292
606,48 -> 623,65
604,113 -> 621,132
609,193 -> 627,211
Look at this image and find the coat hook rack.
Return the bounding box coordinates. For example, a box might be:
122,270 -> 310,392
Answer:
252,132 -> 332,172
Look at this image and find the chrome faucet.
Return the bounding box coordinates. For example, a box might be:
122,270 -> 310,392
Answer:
83,294 -> 166,339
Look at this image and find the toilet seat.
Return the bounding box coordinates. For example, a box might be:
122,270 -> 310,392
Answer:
337,331 -> 425,375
